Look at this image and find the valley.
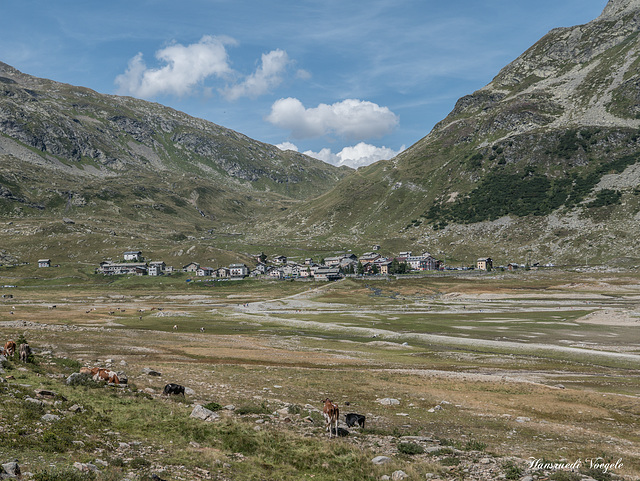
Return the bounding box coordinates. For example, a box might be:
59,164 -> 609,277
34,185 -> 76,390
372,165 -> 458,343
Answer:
1,266 -> 639,480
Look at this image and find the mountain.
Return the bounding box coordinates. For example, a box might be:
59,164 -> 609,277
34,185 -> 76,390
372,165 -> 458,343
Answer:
277,0 -> 640,265
0,62 -> 350,265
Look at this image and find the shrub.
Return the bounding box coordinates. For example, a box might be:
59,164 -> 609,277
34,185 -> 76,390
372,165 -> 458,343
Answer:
464,440 -> 487,451
203,402 -> 222,412
502,460 -> 523,480
397,442 -> 424,455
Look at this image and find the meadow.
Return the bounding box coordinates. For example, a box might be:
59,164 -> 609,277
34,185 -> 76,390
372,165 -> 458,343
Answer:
0,265 -> 639,480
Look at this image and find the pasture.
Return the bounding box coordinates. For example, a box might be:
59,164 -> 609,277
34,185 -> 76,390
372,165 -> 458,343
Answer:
0,266 -> 639,480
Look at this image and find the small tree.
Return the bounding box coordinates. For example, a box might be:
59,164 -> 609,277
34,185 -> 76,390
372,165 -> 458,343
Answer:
357,261 -> 364,275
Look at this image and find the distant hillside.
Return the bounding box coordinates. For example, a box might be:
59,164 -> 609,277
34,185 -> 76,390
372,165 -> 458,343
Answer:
275,0 -> 640,265
0,61 -> 350,265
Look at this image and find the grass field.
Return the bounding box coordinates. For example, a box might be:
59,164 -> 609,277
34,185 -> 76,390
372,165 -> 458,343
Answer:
0,266 -> 639,480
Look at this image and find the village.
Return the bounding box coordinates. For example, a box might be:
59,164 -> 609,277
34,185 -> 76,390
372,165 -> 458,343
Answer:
36,250 -> 503,280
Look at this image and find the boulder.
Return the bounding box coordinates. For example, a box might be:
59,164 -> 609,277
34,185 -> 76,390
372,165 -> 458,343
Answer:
371,456 -> 391,465
190,404 -> 220,422
377,398 -> 400,406
1,461 -> 20,477
392,471 -> 408,480
142,367 -> 162,376
41,414 -> 61,422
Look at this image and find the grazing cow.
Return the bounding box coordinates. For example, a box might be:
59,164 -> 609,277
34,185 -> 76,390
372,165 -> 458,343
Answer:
345,413 -> 366,429
19,343 -> 31,363
173,325 -> 178,331
4,340 -> 16,357
323,398 -> 339,439
199,327 -> 205,332
92,367 -> 120,384
163,383 -> 185,396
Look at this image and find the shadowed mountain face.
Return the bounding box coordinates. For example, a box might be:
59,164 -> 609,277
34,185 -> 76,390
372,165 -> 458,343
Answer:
274,0 -> 640,265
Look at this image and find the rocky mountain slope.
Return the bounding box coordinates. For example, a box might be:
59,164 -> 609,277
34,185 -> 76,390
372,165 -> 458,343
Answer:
276,0 -> 640,265
0,61 -> 351,264
0,61 -> 348,199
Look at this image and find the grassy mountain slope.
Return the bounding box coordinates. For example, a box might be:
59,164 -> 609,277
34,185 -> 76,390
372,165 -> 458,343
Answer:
0,62 -> 353,265
276,0 -> 640,265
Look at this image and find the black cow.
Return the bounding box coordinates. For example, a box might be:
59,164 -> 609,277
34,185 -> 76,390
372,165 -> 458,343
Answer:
162,383 -> 185,396
345,413 -> 366,429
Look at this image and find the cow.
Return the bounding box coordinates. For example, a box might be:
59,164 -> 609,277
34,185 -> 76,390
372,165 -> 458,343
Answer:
4,340 -> 16,357
92,368 -> 120,384
323,398 -> 339,439
345,413 -> 366,429
19,343 -> 31,363
163,383 -> 186,397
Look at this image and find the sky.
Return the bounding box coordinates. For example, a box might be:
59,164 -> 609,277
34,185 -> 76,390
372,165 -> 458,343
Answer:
2,0 -> 608,168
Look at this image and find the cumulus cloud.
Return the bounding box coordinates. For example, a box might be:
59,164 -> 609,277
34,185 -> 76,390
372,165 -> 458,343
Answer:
275,141 -> 299,151
266,98 -> 399,140
276,142 -> 404,168
222,49 -> 292,100
115,35 -> 235,98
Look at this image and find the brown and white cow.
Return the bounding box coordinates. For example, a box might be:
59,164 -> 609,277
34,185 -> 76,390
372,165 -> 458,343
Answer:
323,398 -> 339,439
91,367 -> 120,384
4,340 -> 16,357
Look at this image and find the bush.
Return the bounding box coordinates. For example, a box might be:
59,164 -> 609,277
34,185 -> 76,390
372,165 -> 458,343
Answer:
203,402 -> 222,412
397,442 -> 424,455
464,439 -> 487,451
502,460 -> 523,480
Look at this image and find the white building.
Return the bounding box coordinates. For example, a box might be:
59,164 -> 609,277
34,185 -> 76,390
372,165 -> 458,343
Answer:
229,263 -> 249,278
124,251 -> 143,261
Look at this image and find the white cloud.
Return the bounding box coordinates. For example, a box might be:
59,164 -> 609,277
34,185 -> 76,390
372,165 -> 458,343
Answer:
277,141 -> 404,168
333,142 -> 405,168
275,141 -> 299,151
115,35 -> 235,98
266,98 -> 399,140
222,49 -> 292,100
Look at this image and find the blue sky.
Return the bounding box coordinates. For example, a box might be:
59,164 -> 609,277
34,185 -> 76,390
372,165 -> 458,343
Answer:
3,0 -> 607,168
